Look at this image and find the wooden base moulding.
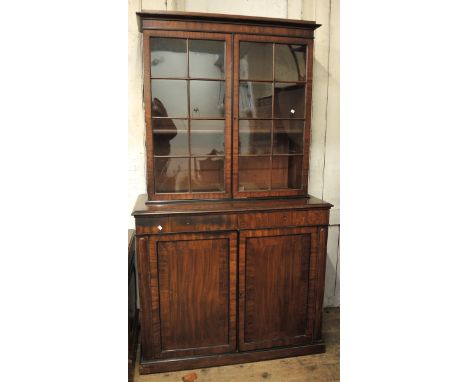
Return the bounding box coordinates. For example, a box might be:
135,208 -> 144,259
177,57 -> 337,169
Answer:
139,342 -> 325,374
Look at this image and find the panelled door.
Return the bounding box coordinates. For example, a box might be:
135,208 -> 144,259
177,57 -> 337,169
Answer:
238,227 -> 322,351
139,232 -> 237,360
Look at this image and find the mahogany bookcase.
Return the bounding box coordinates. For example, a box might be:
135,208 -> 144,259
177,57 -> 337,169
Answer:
132,11 -> 332,374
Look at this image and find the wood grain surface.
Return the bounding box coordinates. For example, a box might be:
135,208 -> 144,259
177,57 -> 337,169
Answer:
133,307 -> 339,382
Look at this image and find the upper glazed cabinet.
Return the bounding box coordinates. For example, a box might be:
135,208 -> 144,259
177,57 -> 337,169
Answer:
141,12 -> 319,201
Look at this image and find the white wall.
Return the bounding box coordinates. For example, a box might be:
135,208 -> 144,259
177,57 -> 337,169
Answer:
128,0 -> 340,306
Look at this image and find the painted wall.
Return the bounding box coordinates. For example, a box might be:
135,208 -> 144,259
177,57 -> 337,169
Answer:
128,0 -> 340,306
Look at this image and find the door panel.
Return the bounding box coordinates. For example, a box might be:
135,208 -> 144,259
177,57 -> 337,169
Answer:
239,227 -> 319,351
148,232 -> 237,359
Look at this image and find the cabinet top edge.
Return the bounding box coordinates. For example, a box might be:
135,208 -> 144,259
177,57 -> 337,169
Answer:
137,10 -> 321,30
132,194 -> 333,216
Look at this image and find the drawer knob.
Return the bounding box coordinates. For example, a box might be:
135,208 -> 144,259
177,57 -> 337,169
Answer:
157,225 -> 163,231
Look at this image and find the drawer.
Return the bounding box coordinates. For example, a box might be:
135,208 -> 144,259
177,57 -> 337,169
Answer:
136,214 -> 238,234
238,209 -> 329,229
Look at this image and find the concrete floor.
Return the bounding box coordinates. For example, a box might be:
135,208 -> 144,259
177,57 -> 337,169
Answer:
134,307 -> 340,382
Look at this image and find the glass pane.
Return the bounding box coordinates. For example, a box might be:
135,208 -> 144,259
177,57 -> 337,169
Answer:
191,120 -> 225,156
151,80 -> 188,117
239,156 -> 270,191
154,157 -> 189,193
273,120 -> 304,154
274,83 -> 306,118
189,40 -> 225,79
150,37 -> 187,78
239,42 -> 273,80
275,44 -> 307,81
239,82 -> 273,118
239,120 -> 271,155
152,119 -> 188,156
191,157 -> 224,192
271,155 -> 302,189
190,80 -> 225,117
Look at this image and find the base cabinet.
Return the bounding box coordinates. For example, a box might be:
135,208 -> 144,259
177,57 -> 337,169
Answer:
134,196 -> 331,374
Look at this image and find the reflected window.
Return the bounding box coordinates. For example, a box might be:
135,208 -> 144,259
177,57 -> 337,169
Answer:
275,44 -> 307,82
191,120 -> 225,156
189,40 -> 225,79
239,82 -> 273,118
150,37 -> 187,78
190,81 -> 225,117
151,80 -> 188,117
239,42 -> 273,80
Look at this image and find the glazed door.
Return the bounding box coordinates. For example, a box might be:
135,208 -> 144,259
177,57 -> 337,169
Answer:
140,232 -> 237,360
233,34 -> 314,198
238,227 -> 321,351
143,30 -> 232,200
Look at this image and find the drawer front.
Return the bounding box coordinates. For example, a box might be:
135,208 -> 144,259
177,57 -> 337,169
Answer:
136,214 -> 238,234
238,209 -> 329,229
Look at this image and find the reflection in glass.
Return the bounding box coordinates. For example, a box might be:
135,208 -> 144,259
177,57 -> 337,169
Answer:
273,120 -> 304,154
239,120 -> 271,155
152,80 -> 188,117
239,82 -> 273,118
154,157 -> 189,193
275,44 -> 307,81
191,157 -> 224,192
274,83 -> 305,118
271,155 -> 302,189
189,40 -> 225,79
239,156 -> 270,191
190,80 -> 225,117
239,42 -> 273,80
153,119 -> 188,156
190,120 -> 225,156
150,37 -> 187,78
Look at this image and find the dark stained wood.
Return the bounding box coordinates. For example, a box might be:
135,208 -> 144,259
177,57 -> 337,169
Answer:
143,34 -> 154,197
139,343 -> 325,374
133,194 -> 332,216
135,213 -> 237,234
303,39 -> 314,192
238,227 -> 319,351
314,227 -> 328,340
135,208 -> 329,234
136,236 -> 160,359
137,10 -> 321,30
237,209 -> 329,229
140,19 -> 317,39
134,308 -> 339,380
141,232 -> 237,361
128,230 -> 138,382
